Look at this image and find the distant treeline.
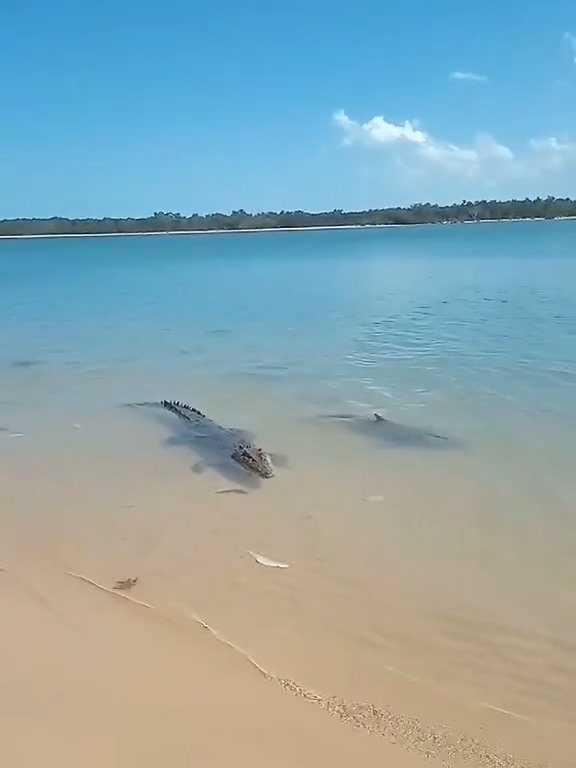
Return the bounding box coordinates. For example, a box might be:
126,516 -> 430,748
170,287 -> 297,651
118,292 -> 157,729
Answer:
1,197 -> 575,236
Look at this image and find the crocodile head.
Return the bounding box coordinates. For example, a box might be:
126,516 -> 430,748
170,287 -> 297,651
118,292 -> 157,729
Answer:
231,442 -> 275,478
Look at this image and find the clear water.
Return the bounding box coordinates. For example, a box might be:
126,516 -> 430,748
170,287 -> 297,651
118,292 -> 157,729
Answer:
2,223 -> 575,481
1,221 -> 575,747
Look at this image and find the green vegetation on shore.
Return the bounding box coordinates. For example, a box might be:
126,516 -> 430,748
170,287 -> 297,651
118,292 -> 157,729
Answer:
1,197 -> 575,236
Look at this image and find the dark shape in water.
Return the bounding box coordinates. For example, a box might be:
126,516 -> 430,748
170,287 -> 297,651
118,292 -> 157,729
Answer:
10,359 -> 43,369
129,400 -> 278,487
320,412 -> 461,450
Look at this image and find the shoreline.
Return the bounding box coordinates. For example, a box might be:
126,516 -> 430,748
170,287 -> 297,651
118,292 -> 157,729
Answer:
0,216 -> 574,241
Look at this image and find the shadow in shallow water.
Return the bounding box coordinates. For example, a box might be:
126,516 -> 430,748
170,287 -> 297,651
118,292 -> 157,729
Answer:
319,413 -> 463,450
9,359 -> 45,369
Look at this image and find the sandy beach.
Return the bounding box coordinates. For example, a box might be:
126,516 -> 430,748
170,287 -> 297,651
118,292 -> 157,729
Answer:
0,536 -> 564,768
1,418 -> 573,768
0,222 -> 409,240
2,561 -> 441,768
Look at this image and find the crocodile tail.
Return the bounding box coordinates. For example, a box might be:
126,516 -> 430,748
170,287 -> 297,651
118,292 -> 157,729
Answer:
160,400 -> 207,421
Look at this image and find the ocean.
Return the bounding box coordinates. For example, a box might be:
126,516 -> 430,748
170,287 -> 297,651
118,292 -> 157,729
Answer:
1,221 -> 575,764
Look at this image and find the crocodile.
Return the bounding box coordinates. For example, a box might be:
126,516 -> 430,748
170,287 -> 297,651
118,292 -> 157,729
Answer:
138,400 -> 275,480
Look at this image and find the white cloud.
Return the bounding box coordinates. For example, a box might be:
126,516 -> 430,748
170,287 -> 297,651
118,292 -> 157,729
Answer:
333,109 -> 427,146
419,134 -> 513,173
450,71 -> 487,82
528,136 -> 576,171
564,32 -> 576,63
334,110 -> 513,176
333,109 -> 576,182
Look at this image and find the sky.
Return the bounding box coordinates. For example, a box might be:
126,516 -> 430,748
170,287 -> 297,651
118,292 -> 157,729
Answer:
0,0 -> 575,217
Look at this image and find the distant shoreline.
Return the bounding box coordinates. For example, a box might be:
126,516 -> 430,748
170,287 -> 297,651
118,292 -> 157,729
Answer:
2,196 -> 575,239
2,223 -> 390,240
0,217 -> 575,241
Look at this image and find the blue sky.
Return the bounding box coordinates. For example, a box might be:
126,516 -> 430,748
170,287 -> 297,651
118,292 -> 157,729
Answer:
0,0 -> 575,217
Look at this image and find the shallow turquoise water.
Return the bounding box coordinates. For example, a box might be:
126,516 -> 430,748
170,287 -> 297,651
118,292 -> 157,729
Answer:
2,221 -> 576,737
1,221 -> 575,643
2,221 -> 575,427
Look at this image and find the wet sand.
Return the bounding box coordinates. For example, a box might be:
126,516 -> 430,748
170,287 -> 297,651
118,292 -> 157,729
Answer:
2,565 -> 435,768
0,553 -> 560,768
1,404 -> 574,768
